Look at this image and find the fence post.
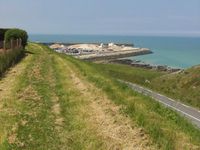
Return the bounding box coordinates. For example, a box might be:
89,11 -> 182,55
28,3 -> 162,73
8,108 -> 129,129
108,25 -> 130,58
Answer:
19,38 -> 22,48
11,39 -> 13,49
3,40 -> 6,50
16,39 -> 18,48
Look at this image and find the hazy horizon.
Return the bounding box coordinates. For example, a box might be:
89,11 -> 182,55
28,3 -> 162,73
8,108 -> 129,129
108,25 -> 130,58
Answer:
1,0 -> 200,36
29,33 -> 200,38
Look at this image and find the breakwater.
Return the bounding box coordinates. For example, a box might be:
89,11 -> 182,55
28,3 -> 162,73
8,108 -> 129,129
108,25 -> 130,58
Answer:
82,49 -> 152,61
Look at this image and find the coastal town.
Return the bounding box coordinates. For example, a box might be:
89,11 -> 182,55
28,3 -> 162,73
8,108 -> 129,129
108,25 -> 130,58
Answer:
49,42 -> 181,72
49,42 -> 151,60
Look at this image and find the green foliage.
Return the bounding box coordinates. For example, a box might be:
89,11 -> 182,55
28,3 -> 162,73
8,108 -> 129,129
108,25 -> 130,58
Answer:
0,44 -> 105,149
91,63 -> 165,86
57,52 -> 200,149
0,28 -> 9,41
1,43 -> 199,149
151,66 -> 200,108
88,62 -> 200,109
0,49 -> 24,76
5,29 -> 28,48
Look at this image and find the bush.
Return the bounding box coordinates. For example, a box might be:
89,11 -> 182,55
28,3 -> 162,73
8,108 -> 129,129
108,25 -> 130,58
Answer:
0,49 -> 24,76
5,29 -> 28,48
0,28 -> 9,41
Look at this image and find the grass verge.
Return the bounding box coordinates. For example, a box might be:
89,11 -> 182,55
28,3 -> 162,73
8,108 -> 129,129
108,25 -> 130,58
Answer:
58,52 -> 200,150
0,43 -> 200,150
0,43 -> 104,150
91,62 -> 200,109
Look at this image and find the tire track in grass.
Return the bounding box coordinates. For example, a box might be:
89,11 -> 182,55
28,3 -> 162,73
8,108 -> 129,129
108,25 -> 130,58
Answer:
12,46 -> 57,149
51,55 -> 106,149
0,45 -> 34,148
0,44 -> 61,149
56,57 -> 156,150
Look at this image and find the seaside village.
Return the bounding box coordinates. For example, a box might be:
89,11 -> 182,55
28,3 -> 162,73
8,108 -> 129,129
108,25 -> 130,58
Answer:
49,43 -> 181,72
49,43 -> 145,57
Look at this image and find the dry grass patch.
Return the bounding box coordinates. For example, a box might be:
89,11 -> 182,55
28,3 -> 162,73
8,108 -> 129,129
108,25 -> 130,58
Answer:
0,51 -> 33,147
58,57 -> 155,150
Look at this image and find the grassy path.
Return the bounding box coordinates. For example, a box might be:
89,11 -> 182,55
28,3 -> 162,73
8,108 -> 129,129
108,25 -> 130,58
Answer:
0,43 -> 155,149
0,45 -> 34,147
54,57 -> 154,149
0,43 -> 199,150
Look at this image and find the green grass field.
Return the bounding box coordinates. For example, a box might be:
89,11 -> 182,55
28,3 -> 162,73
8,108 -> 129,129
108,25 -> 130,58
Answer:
93,62 -> 200,109
151,66 -> 200,108
0,43 -> 199,150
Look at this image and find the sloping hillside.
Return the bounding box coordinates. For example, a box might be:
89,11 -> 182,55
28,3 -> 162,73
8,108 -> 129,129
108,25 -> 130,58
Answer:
151,65 -> 200,108
91,62 -> 200,109
0,43 -> 199,150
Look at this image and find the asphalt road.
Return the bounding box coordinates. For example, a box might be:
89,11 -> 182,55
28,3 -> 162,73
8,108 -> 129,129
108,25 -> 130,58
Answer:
120,80 -> 200,129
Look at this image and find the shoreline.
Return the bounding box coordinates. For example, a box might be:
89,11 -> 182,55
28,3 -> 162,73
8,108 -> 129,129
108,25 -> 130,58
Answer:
45,42 -> 182,72
109,59 -> 182,72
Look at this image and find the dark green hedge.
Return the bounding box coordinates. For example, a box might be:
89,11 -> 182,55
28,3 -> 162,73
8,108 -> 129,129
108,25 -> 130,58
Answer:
0,28 -> 9,41
0,48 -> 24,76
5,29 -> 28,48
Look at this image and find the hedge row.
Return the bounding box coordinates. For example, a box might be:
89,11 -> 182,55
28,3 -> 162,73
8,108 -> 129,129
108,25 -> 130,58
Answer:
0,28 -> 9,41
0,49 -> 24,76
0,28 -> 28,76
5,29 -> 28,48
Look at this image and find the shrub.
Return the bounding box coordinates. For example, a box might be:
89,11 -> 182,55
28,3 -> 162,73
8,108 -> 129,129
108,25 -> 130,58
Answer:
0,49 -> 24,76
0,28 -> 9,41
5,29 -> 28,48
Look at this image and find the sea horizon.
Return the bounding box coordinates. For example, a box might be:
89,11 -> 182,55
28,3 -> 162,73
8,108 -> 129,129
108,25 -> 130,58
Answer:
29,33 -> 200,38
29,34 -> 200,69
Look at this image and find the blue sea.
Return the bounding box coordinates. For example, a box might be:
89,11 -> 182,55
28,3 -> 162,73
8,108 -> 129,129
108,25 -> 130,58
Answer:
29,34 -> 200,69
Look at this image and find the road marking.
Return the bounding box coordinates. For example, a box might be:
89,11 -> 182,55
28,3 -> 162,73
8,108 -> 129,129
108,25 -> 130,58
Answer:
139,89 -> 200,122
146,89 -> 152,92
156,99 -> 200,123
120,80 -> 200,126
182,103 -> 189,108
168,98 -> 175,102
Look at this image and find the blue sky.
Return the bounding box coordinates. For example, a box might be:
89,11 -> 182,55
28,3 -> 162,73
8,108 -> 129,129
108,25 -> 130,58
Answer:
0,0 -> 200,36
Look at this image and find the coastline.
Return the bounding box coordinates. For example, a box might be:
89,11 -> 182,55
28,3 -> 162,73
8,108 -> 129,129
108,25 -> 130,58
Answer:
45,42 -> 182,72
109,59 -> 182,72
31,35 -> 200,69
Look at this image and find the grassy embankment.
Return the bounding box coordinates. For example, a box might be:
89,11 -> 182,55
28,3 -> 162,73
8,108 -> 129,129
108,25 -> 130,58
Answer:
62,54 -> 200,149
0,43 -> 199,150
93,63 -> 200,109
0,49 -> 24,76
151,66 -> 200,108
0,43 -> 107,150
